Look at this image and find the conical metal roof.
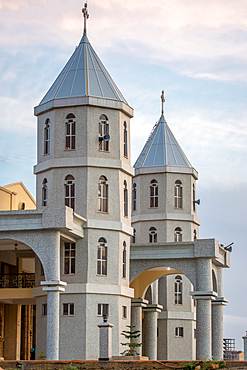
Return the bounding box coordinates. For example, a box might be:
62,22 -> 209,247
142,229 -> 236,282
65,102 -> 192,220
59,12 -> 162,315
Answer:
134,114 -> 192,169
39,33 -> 127,106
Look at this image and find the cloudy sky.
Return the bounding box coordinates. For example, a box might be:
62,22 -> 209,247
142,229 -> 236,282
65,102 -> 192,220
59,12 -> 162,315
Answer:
1,0 -> 247,350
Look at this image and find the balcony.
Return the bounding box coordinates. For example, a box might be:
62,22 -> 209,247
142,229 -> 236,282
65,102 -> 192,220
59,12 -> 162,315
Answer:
0,273 -> 35,289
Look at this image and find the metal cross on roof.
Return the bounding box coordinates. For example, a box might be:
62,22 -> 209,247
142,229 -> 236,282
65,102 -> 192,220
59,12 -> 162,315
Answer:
82,2 -> 89,35
161,90 -> 165,115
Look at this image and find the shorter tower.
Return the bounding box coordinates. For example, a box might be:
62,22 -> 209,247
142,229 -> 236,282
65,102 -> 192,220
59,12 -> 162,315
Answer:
132,91 -> 200,245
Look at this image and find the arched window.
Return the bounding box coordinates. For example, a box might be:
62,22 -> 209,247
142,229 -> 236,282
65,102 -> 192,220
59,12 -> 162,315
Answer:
65,113 -> 75,150
194,229 -> 197,240
174,180 -> 182,209
44,119 -> 50,155
212,270 -> 217,293
149,227 -> 157,243
124,180 -> 128,217
124,121 -> 128,158
132,183 -> 137,211
175,275 -> 182,304
132,228 -> 136,244
42,178 -> 48,207
150,180 -> 158,208
193,184 -> 196,212
65,175 -> 75,210
123,242 -> 126,278
97,237 -> 107,276
98,176 -> 108,213
174,227 -> 182,242
21,203 -> 25,210
99,115 -> 109,151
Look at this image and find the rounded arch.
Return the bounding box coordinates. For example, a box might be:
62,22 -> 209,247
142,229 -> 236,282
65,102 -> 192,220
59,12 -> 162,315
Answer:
65,174 -> 75,181
99,114 -> 108,121
66,113 -> 75,119
130,259 -> 197,299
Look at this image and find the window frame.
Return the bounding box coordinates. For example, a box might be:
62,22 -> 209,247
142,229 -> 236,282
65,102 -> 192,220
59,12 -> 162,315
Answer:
65,175 -> 75,210
174,227 -> 182,242
175,275 -> 182,305
150,180 -> 158,208
64,242 -> 76,275
99,115 -> 109,152
132,183 -> 137,211
65,114 -> 76,150
122,306 -> 127,319
175,327 -> 184,337
123,242 -> 126,278
174,180 -> 182,209
124,180 -> 128,217
42,303 -> 47,316
123,121 -> 128,158
98,303 -> 109,317
42,178 -> 48,207
44,119 -> 50,155
97,238 -> 107,276
132,228 -> 136,244
149,227 -> 157,243
98,176 -> 108,213
63,303 -> 74,316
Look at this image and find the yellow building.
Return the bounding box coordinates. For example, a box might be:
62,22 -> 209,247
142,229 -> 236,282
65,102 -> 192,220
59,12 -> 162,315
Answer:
0,182 -> 36,360
0,182 -> 36,211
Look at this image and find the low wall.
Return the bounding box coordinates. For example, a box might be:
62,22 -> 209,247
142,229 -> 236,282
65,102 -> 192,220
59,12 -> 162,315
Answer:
0,360 -> 247,370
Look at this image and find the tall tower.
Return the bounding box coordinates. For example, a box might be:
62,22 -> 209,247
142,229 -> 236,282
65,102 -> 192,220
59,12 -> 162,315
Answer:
132,91 -> 200,244
34,5 -> 134,359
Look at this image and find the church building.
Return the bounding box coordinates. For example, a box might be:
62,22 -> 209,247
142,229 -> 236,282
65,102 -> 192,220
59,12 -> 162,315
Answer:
0,4 -> 230,362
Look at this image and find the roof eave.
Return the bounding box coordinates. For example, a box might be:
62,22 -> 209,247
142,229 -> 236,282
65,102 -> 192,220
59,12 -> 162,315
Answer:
34,96 -> 134,118
134,165 -> 198,179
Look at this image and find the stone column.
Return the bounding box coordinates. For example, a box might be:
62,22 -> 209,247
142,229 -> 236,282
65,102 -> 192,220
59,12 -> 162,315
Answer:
211,298 -> 228,360
131,298 -> 148,355
143,304 -> 162,360
41,281 -> 67,360
98,317 -> 114,361
242,332 -> 247,360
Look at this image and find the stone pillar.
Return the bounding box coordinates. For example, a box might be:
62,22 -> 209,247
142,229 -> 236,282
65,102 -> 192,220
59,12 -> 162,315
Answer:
242,332 -> 247,360
98,317 -> 114,361
143,304 -> 162,360
151,280 -> 159,304
212,298 -> 228,360
41,281 -> 67,360
131,298 -> 148,355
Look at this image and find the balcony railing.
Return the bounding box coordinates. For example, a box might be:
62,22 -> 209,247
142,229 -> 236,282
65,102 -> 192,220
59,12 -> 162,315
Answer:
0,273 -> 35,288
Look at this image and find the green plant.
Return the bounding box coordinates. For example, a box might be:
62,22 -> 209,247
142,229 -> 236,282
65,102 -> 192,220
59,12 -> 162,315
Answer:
64,363 -> 79,370
183,361 -> 197,370
120,325 -> 142,356
38,351 -> 46,359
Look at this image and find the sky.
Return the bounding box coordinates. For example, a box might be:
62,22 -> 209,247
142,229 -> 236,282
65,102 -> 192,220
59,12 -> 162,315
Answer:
0,0 -> 247,351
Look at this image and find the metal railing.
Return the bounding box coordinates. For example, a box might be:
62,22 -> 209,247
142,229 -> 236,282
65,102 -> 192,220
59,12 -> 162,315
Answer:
0,273 -> 35,288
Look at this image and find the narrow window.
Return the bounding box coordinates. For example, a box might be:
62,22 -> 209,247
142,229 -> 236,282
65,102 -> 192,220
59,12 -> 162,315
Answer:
98,304 -> 109,317
97,238 -> 107,276
174,180 -> 182,209
194,229 -> 197,240
150,180 -> 158,208
132,183 -> 137,211
124,180 -> 128,217
149,227 -> 157,243
123,242 -> 126,278
42,304 -> 47,316
175,327 -> 184,337
174,227 -> 182,242
99,114 -> 109,151
44,119 -> 50,155
132,228 -> 136,244
65,113 -> 76,150
98,176 -> 108,213
63,303 -> 74,316
42,178 -> 47,206
124,121 -> 128,158
193,184 -> 196,212
122,306 -> 127,319
64,242 -> 76,274
65,175 -> 75,210
175,275 -> 182,304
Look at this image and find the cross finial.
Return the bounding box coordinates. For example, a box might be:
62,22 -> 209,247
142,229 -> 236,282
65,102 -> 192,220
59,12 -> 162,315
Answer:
82,2 -> 89,35
161,90 -> 165,115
